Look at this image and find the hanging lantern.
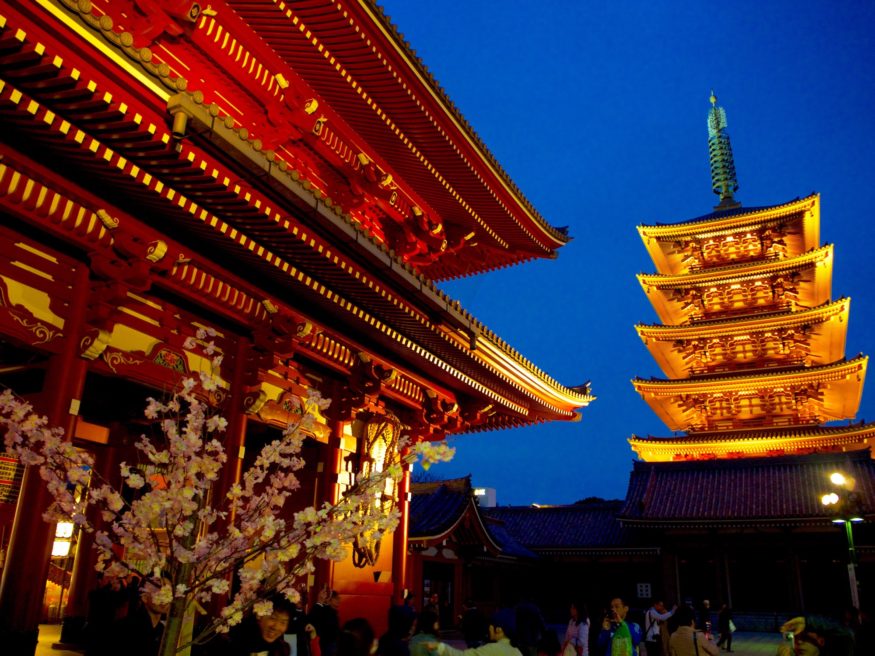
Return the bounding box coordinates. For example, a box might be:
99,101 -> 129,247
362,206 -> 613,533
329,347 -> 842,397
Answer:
351,414 -> 401,568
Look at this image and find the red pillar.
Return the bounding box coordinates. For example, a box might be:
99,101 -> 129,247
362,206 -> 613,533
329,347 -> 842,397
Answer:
0,263 -> 90,656
204,339 -> 250,618
58,439 -> 119,644
312,413 -> 344,600
214,338 -> 251,517
392,463 -> 411,604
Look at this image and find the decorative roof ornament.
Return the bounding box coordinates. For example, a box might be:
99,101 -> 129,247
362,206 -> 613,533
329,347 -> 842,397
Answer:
707,91 -> 741,210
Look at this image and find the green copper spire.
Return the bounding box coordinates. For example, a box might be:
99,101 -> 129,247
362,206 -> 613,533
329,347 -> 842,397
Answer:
707,91 -> 741,209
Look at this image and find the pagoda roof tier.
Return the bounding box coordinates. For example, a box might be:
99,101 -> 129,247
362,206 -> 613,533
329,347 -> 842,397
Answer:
220,0 -> 570,279
638,245 -> 833,325
629,421 -> 875,462
632,356 -> 868,432
0,12 -> 591,430
619,450 -> 875,527
635,299 -> 850,378
638,195 -> 819,275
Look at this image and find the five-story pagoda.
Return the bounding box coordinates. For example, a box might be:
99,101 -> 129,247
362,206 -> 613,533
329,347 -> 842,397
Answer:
631,94 -> 871,462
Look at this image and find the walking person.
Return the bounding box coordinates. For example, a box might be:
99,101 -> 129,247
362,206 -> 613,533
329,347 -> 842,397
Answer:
715,605 -> 733,653
562,601 -> 589,656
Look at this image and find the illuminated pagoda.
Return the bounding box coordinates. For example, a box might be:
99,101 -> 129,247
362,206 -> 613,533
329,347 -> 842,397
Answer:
619,94 -> 875,613
0,1 -> 591,653
631,93 -> 870,462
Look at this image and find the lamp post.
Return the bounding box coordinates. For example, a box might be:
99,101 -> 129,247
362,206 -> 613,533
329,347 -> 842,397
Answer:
820,472 -> 863,609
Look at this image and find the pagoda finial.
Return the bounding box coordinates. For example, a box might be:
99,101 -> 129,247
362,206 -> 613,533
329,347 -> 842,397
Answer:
707,91 -> 741,210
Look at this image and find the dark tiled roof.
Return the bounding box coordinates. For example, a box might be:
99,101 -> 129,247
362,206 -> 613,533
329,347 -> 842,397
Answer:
409,477 -> 472,539
483,518 -> 538,559
647,194 -> 814,228
484,500 -> 631,549
619,450 -> 875,525
408,477 -> 538,559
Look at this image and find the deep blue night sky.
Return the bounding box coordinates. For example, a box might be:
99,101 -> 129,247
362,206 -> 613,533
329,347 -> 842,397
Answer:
377,1 -> 875,505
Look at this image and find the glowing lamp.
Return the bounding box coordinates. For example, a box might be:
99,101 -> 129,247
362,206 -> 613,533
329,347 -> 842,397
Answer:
51,540 -> 71,557
830,472 -> 847,486
52,521 -> 75,557
55,522 -> 74,539
821,493 -> 839,506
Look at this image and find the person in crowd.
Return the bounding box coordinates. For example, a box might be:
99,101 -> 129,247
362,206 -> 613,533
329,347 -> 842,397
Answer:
668,606 -> 718,656
408,609 -> 440,656
698,601 -> 712,639
338,618 -> 377,656
428,608 -> 523,656
644,599 -> 675,656
515,599 -> 548,656
94,578 -> 171,656
310,589 -> 342,656
596,598 -> 641,656
288,597 -> 317,656
425,594 -> 440,614
84,574 -> 127,656
777,614 -> 855,656
562,601 -> 589,656
715,604 -> 733,653
400,593 -> 418,628
460,599 -> 489,648
220,594 -> 319,656
378,604 -> 414,656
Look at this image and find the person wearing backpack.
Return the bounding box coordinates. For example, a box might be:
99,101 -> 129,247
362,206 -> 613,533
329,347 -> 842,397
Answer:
644,600 -> 675,656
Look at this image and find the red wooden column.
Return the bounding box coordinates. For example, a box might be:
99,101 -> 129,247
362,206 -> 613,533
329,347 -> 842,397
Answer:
312,385 -> 345,598
58,438 -> 120,644
0,263 -> 90,656
214,338 -> 252,514
392,462 -> 411,604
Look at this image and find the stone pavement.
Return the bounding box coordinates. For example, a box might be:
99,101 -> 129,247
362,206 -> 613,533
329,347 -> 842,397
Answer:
441,631 -> 783,656
36,624 -> 81,656
37,624 -> 783,656
708,632 -> 783,656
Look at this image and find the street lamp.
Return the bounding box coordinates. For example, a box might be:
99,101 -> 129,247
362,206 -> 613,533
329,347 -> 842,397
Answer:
820,471 -> 863,609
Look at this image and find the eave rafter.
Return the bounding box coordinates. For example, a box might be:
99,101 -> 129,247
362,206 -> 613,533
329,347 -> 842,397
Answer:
629,423 -> 875,462
0,11 -> 589,426
222,0 -> 567,277
639,245 -> 833,325
632,356 -> 868,432
638,195 -> 818,240
638,197 -> 820,276
635,299 -> 850,378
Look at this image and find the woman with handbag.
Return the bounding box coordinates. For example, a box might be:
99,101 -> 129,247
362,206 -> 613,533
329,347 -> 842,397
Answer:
715,605 -> 733,653
562,602 -> 590,656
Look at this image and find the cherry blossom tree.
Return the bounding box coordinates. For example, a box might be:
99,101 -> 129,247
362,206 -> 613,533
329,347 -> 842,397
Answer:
1,331 -> 454,656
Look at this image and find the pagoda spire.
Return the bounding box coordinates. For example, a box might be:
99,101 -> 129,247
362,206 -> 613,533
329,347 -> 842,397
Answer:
707,91 -> 741,210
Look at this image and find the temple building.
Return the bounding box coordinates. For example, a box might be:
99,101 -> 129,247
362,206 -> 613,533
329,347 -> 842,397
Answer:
404,97 -> 875,625
624,94 -> 875,612
0,2 -> 591,654
630,94 -> 871,460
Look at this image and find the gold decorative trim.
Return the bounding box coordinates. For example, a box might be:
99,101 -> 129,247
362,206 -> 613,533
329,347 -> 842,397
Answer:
146,240 -> 168,262
80,328 -> 111,360
10,309 -> 61,345
103,349 -> 145,373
